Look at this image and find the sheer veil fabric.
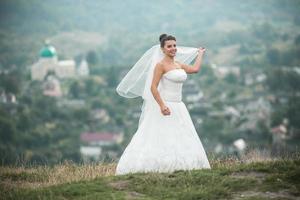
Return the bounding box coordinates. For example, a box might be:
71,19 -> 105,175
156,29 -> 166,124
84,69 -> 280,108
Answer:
116,44 -> 198,100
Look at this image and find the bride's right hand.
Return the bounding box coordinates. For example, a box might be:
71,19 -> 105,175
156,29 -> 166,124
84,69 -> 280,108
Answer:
160,105 -> 171,115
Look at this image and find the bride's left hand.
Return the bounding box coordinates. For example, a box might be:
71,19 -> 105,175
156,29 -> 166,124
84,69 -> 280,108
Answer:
198,47 -> 206,54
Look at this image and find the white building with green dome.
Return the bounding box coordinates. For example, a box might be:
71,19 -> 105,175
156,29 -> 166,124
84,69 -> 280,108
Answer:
31,40 -> 89,80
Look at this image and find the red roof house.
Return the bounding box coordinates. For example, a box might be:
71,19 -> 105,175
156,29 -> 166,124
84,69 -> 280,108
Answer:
80,132 -> 123,146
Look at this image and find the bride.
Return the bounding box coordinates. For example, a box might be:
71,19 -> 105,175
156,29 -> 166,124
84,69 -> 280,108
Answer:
115,34 -> 211,175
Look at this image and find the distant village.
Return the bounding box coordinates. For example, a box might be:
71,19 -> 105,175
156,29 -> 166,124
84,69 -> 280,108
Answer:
1,39 -> 298,162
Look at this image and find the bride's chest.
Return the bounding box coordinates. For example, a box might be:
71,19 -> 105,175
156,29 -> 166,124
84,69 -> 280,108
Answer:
162,69 -> 187,83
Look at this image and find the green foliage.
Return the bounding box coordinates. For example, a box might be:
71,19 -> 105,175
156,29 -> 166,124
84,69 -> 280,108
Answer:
266,68 -> 300,93
294,34 -> 300,46
266,68 -> 300,131
251,22 -> 280,42
0,115 -> 16,142
86,50 -> 98,66
224,73 -> 238,84
265,47 -> 300,66
0,70 -> 22,94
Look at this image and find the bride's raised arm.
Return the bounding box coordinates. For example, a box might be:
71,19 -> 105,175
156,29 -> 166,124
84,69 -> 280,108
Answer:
178,47 -> 206,74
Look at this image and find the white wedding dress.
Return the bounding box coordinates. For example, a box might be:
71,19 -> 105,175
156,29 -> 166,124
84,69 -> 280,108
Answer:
115,68 -> 211,175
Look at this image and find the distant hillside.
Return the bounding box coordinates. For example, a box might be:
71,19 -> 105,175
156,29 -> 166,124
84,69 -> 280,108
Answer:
0,0 -> 299,68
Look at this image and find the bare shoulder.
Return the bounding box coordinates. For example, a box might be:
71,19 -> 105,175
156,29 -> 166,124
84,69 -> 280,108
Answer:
155,62 -> 163,68
155,62 -> 164,72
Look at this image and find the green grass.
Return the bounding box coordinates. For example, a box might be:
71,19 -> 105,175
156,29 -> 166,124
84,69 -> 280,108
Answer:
0,159 -> 299,200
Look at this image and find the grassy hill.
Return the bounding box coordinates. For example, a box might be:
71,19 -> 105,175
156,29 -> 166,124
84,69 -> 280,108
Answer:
1,155 -> 299,200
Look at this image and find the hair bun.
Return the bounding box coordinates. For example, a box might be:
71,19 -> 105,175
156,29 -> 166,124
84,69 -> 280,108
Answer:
159,34 -> 167,42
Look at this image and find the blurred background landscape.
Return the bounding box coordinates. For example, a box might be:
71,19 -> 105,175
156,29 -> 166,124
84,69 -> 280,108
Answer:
1,0 -> 300,166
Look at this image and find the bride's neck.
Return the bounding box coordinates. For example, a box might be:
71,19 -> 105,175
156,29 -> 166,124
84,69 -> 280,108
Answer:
163,55 -> 175,64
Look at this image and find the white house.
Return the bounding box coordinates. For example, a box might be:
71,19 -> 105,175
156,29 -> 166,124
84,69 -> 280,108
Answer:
80,146 -> 102,162
80,132 -> 124,162
77,59 -> 90,77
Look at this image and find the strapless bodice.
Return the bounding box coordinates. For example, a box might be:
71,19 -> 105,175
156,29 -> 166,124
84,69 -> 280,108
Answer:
158,69 -> 187,102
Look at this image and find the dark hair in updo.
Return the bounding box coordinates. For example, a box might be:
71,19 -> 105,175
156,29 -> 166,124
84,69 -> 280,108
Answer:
159,34 -> 176,48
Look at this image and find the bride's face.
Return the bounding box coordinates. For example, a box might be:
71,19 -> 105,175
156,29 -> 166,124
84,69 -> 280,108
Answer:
162,40 -> 177,57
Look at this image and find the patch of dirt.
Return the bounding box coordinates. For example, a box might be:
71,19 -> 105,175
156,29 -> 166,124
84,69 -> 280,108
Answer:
109,180 -> 130,190
232,190 -> 299,200
230,171 -> 267,183
126,191 -> 146,199
230,172 -> 298,200
109,180 -> 146,199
